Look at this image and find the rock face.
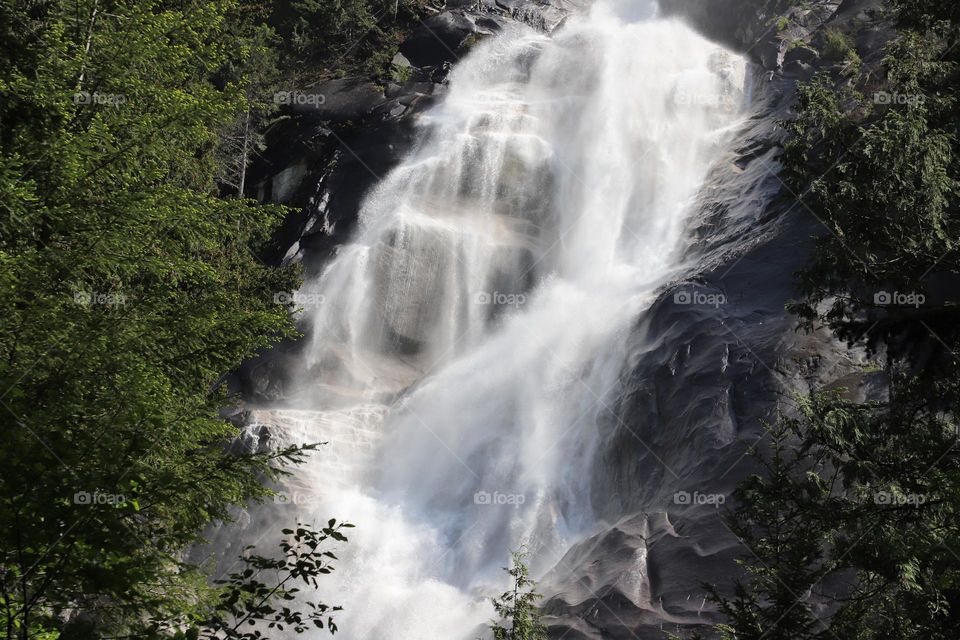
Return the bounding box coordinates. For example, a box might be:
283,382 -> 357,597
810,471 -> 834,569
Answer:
659,0 -> 890,78
658,0 -> 854,54
400,12 -> 486,66
534,2 -> 893,637
233,0 -> 895,637
233,0 -> 591,399
539,511 -> 745,638
246,0 -> 590,274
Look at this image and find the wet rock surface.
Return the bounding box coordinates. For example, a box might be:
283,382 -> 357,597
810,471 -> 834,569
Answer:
543,3 -> 891,637
234,0 -> 590,400
232,1 -> 895,637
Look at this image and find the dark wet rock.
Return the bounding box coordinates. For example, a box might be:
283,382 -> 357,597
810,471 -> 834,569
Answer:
286,77 -> 385,122
658,0 -> 798,55
386,80 -> 441,100
783,41 -> 820,78
479,0 -> 589,32
662,0 -> 895,87
542,512 -> 744,638
400,12 -> 478,67
658,0 -> 856,73
231,347 -> 296,404
226,422 -> 274,455
231,2 -> 902,638
475,15 -> 506,32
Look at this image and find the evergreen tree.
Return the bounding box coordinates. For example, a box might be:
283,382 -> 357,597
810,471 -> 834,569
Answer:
706,2 -> 960,637
487,549 -> 548,640
705,416 -> 837,640
708,383 -> 960,640
0,1 -> 340,637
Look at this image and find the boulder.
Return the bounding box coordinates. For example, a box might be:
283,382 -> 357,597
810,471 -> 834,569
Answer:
400,12 -> 479,67
286,77 -> 385,122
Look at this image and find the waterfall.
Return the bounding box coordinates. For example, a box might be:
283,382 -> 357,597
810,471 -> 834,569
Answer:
228,2 -> 750,637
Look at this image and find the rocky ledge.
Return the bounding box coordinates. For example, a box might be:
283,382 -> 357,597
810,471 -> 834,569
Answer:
234,1 -> 899,638
234,0 -> 590,399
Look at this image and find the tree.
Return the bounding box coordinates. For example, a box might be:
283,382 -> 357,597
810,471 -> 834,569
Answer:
0,1 -> 342,637
270,0 -> 431,78
782,0 -> 959,355
707,383 -> 960,640
143,520 -> 350,640
704,1 -> 960,636
704,416 -> 838,640
215,5 -> 284,198
486,549 -> 548,640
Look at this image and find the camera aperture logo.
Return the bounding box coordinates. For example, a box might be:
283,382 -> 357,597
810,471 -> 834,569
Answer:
873,290 -> 925,308
673,490 -> 725,508
673,289 -> 726,308
474,291 -> 526,308
873,91 -> 924,107
74,491 -> 127,506
874,491 -> 926,506
274,290 -> 326,307
273,491 -> 323,506
474,490 -> 525,507
74,290 -> 127,307
73,91 -> 126,106
274,91 -> 326,107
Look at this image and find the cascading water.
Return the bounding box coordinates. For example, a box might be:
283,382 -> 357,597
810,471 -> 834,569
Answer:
224,2 -> 750,637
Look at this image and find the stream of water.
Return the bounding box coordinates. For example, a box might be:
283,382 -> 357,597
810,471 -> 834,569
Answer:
229,2 -> 749,636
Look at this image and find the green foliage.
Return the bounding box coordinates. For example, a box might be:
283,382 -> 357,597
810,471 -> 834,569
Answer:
273,0 -> 429,78
819,27 -> 860,71
160,521 -> 351,639
215,14 -> 285,197
705,418 -> 836,640
0,0 -> 342,637
487,549 -> 548,640
783,1 -> 959,348
391,61 -> 412,85
710,2 -> 960,638
284,0 -> 382,64
708,381 -> 960,640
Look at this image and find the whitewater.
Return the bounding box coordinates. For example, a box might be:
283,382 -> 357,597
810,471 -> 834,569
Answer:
218,1 -> 750,637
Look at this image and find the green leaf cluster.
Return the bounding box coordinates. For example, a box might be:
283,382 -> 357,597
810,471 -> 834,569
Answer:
0,1 -> 337,637
705,1 -> 960,639
486,548 -> 548,640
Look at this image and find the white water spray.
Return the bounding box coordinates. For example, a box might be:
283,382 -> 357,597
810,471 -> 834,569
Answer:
235,3 -> 749,637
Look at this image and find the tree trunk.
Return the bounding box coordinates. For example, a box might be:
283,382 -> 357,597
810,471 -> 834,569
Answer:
238,106 -> 251,198
76,1 -> 100,91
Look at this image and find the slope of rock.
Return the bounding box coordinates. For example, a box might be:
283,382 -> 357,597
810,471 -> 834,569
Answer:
231,1 -> 895,637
